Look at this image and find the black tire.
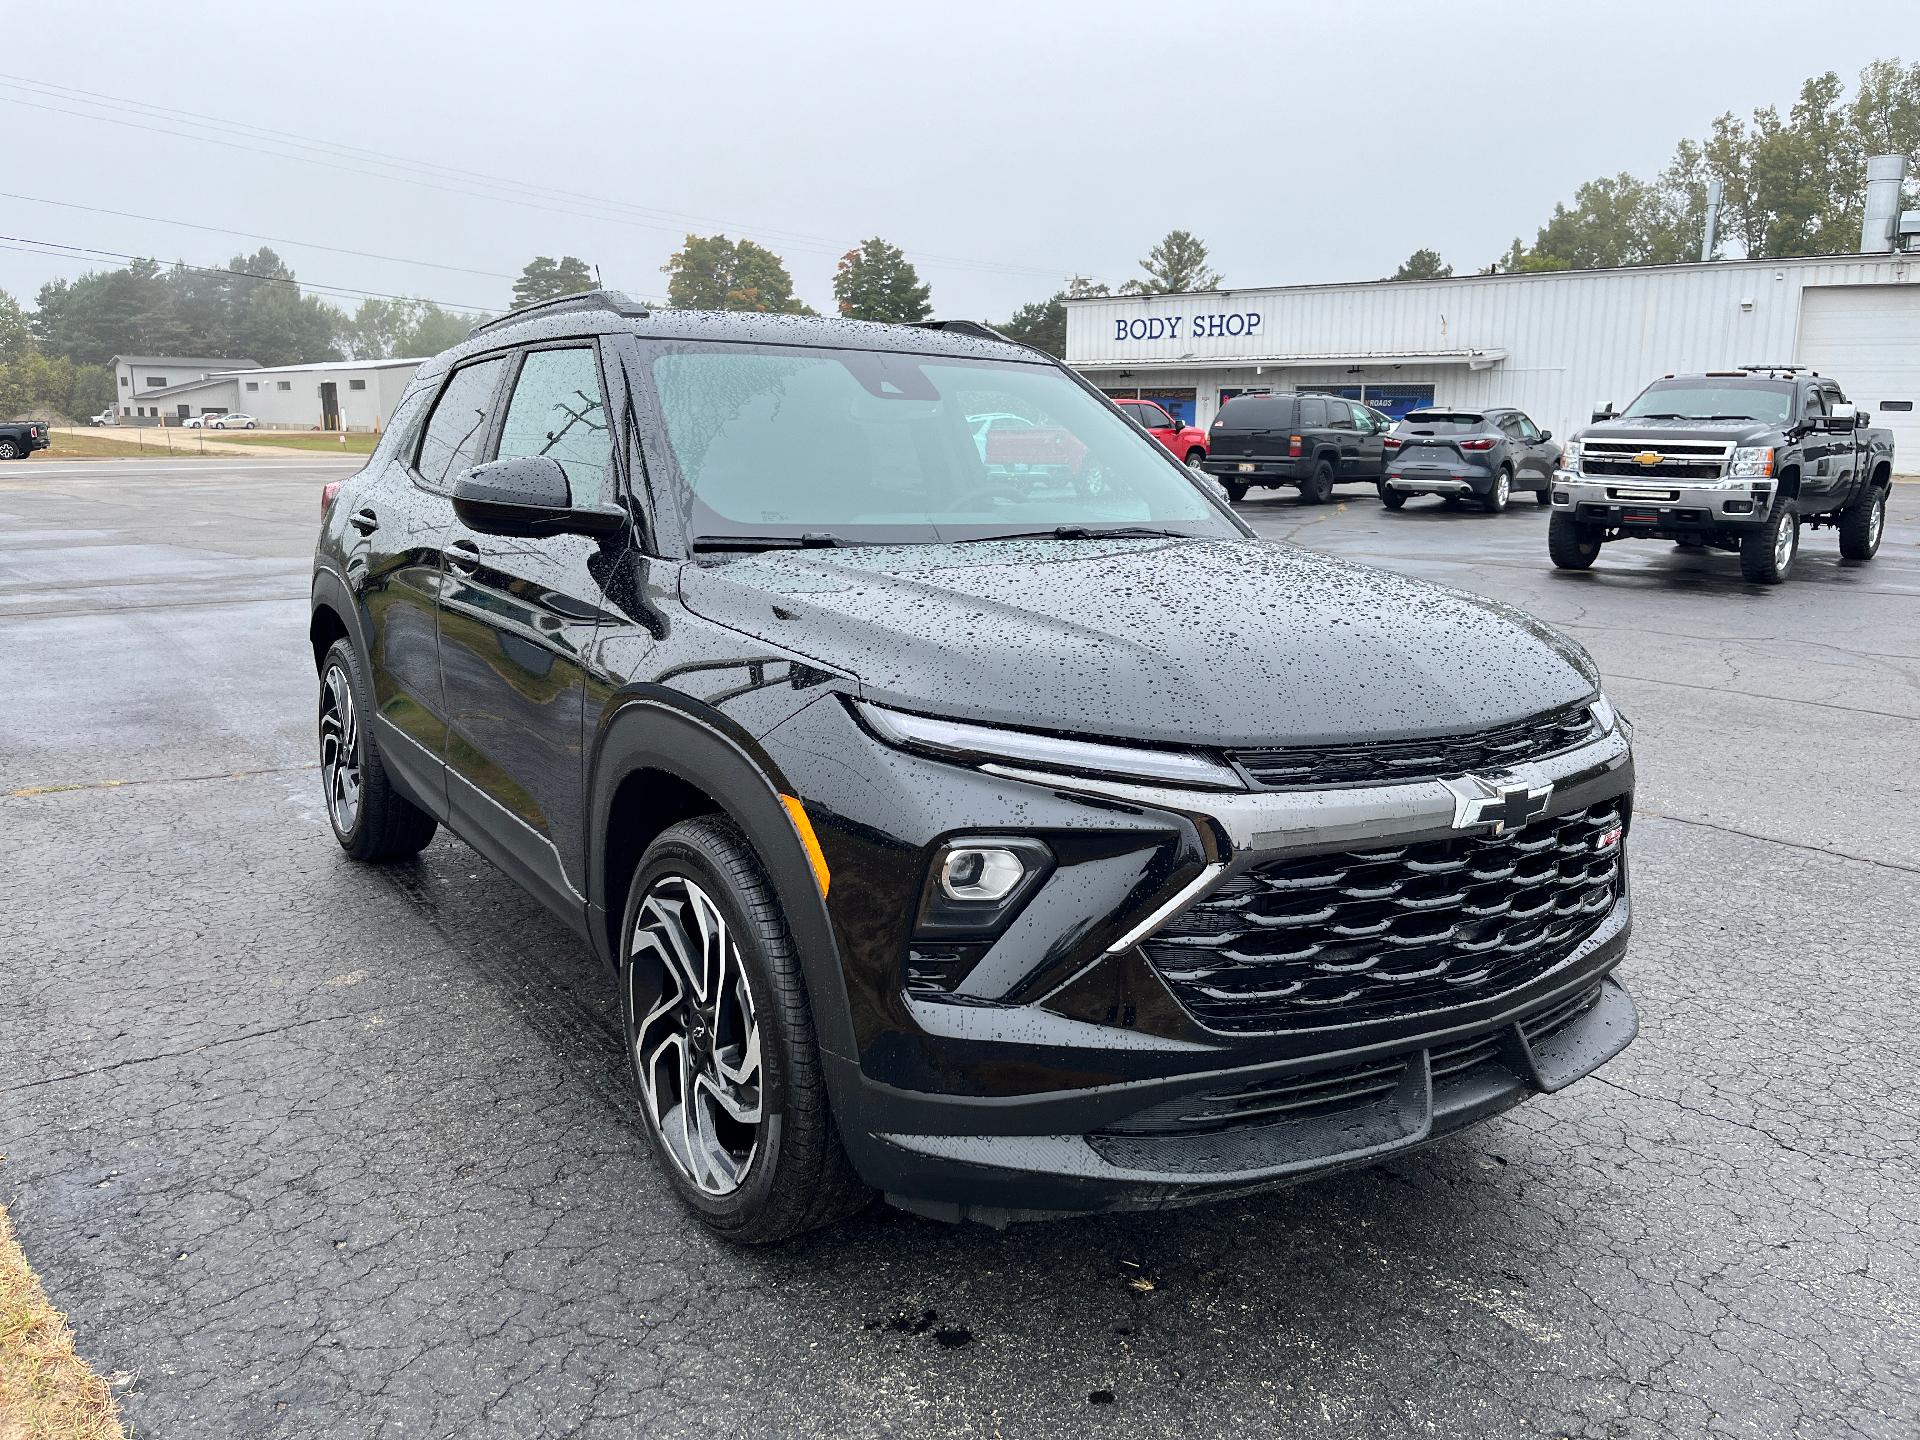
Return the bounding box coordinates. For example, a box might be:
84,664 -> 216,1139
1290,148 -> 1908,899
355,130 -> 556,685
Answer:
1838,485 -> 1886,562
0,440 -> 19,460
1300,459 -> 1335,505
1377,482 -> 1406,510
1184,447 -> 1206,468
1223,480 -> 1249,503
619,815 -> 870,1243
1739,498 -> 1798,584
318,637 -> 438,861
1674,538 -> 1706,549
1548,511 -> 1604,570
245,422 -> 256,430
1443,495 -> 1466,509
1535,485 -> 1553,506
1481,467 -> 1512,513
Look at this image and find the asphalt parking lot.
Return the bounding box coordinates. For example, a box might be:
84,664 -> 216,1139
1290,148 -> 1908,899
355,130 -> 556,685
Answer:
3,457 -> 1917,1439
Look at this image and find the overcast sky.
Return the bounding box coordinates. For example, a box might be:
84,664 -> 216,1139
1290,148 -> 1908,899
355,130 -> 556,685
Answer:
2,0 -> 1911,323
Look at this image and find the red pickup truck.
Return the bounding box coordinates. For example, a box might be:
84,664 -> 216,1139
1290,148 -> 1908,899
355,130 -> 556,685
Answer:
1113,398 -> 1209,468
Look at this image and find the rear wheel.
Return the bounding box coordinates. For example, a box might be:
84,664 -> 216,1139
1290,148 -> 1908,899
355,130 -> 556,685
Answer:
1838,486 -> 1885,561
0,440 -> 19,460
318,638 -> 437,860
1377,482 -> 1406,510
1481,468 -> 1512,513
620,815 -> 870,1243
1739,499 -> 1798,584
1548,511 -> 1604,570
1223,480 -> 1249,503
1300,459 -> 1335,505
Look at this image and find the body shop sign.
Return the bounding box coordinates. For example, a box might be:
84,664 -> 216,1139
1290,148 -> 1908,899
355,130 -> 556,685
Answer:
1114,312 -> 1261,342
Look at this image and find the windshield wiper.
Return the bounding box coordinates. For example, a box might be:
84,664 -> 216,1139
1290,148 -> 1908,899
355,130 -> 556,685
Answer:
952,525 -> 1196,543
691,532 -> 847,552
1625,412 -> 1688,421
1694,414 -> 1763,422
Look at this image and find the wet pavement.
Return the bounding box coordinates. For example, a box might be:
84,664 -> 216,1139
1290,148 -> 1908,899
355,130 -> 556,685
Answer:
3,459 -> 1916,1439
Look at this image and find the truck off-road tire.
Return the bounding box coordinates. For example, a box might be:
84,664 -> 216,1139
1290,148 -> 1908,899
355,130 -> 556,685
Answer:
1838,486 -> 1886,561
0,440 -> 19,460
1377,482 -> 1406,510
1300,459 -> 1335,505
318,638 -> 438,861
619,815 -> 871,1244
1481,468 -> 1512,513
1223,481 -> 1249,503
1739,498 -> 1798,584
1548,511 -> 1604,570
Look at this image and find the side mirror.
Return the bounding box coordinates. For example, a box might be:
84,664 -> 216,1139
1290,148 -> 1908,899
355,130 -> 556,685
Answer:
452,455 -> 625,537
1538,429 -> 1554,442
1857,409 -> 1872,429
1591,403 -> 1616,422
1816,404 -> 1855,433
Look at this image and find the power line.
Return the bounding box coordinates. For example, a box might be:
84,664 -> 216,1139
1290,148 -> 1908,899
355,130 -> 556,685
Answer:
0,190 -> 519,283
0,233 -> 495,312
0,78 -> 1101,286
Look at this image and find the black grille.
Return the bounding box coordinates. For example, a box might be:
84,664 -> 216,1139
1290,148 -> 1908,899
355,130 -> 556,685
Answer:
1106,983 -> 1605,1137
1231,701 -> 1598,790
1145,802 -> 1624,1034
1584,458 -> 1722,481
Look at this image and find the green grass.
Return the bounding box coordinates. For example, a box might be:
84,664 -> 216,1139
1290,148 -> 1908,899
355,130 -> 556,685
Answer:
201,432 -> 379,454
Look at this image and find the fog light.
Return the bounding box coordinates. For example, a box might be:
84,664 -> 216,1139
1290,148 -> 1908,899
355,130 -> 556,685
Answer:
1552,489 -> 1570,505
940,846 -> 1026,902
1724,499 -> 1753,514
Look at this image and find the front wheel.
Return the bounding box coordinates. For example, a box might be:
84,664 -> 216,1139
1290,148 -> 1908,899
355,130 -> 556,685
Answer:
1377,482 -> 1406,510
620,815 -> 870,1243
1740,499 -> 1798,583
1481,468 -> 1511,513
1184,447 -> 1206,469
1223,480 -> 1249,503
1548,511 -> 1604,570
1838,486 -> 1885,561
1300,459 -> 1335,505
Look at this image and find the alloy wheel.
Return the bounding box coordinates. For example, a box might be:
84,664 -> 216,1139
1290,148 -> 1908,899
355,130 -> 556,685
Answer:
1774,509 -> 1797,571
1869,492 -> 1885,549
318,662 -> 362,833
628,874 -> 764,1196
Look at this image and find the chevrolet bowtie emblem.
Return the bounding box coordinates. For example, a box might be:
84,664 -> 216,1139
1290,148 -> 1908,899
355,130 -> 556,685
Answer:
1633,451 -> 1665,466
1442,774 -> 1554,835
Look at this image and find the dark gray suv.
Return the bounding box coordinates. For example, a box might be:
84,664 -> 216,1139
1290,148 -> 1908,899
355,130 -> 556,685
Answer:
1381,407 -> 1562,512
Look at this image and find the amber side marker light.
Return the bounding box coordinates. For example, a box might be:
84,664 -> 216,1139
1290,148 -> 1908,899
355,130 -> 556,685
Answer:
780,794 -> 831,897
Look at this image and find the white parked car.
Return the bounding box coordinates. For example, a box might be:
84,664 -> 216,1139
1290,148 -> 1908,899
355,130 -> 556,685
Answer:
207,413 -> 258,430
89,410 -> 116,427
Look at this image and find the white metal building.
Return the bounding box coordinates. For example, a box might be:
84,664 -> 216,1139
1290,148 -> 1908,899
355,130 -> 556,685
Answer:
1067,252 -> 1920,457
112,355 -> 259,414
131,357 -> 425,431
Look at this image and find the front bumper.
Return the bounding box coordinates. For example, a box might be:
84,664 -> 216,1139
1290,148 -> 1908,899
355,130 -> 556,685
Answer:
1553,471 -> 1775,528
765,696 -> 1638,1223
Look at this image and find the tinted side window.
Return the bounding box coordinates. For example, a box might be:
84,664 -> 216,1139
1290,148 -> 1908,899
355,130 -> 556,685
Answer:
1214,397 -> 1293,429
416,357 -> 507,491
1803,388 -> 1828,419
1513,413 -> 1542,441
1298,396 -> 1328,428
1136,404 -> 1174,429
497,347 -> 612,502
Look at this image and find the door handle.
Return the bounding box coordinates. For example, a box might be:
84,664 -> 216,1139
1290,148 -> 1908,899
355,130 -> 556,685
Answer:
348,506 -> 379,535
447,538 -> 482,575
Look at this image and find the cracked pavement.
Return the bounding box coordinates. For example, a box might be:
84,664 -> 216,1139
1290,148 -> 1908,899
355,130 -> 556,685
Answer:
2,458 -> 1917,1438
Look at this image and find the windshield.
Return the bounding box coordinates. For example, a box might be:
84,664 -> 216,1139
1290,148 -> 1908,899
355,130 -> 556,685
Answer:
1619,380 -> 1794,424
646,344 -> 1239,545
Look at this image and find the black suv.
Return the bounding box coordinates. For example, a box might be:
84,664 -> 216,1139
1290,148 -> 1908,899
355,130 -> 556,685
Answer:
1201,392 -> 1391,503
311,294 -> 1639,1241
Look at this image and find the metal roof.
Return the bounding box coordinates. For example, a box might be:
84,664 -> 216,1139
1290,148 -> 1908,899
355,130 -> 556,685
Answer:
112,355 -> 259,370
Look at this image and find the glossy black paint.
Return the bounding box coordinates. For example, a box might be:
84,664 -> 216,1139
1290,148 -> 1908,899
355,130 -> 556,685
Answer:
312,303 -> 1635,1221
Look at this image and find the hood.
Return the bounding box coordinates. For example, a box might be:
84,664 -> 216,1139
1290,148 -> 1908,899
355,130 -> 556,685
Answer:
1579,416 -> 1778,445
680,538 -> 1599,748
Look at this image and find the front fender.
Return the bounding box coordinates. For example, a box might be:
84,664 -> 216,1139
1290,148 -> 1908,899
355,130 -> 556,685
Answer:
584,691 -> 857,1066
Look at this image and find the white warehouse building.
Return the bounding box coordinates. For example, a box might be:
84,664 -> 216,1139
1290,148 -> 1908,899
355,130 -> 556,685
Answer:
126,357 -> 424,431
1067,252 -> 1920,458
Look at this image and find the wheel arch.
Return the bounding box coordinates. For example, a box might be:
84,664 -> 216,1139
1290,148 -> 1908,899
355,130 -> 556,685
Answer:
586,693 -> 857,1064
310,566 -> 367,672
1775,465 -> 1802,501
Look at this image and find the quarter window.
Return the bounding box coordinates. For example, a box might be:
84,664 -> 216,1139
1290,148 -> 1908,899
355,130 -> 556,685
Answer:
1298,396 -> 1328,428
495,347 -> 612,501
415,357 -> 507,490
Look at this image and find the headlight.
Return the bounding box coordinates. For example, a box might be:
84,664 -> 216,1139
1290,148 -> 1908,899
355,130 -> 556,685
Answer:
1562,440 -> 1583,471
1729,446 -> 1774,478
1589,692 -> 1633,741
855,699 -> 1244,791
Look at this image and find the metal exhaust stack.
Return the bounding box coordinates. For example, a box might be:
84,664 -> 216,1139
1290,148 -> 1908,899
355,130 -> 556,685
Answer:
1701,179 -> 1722,262
1860,154 -> 1907,253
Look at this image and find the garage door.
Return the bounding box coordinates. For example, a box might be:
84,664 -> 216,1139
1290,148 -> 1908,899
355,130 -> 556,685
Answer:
1797,285 -> 1920,466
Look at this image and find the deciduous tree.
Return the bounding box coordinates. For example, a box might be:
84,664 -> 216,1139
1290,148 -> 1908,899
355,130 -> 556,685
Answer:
662,235 -> 813,314
832,237 -> 931,323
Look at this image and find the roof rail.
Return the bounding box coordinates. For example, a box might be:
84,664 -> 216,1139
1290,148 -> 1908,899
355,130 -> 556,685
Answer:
469,289 -> 649,338
907,319 -> 1018,345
